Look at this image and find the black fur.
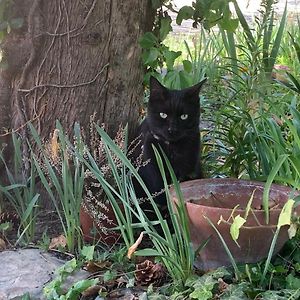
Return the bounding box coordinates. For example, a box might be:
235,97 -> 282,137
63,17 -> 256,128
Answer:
131,76 -> 206,215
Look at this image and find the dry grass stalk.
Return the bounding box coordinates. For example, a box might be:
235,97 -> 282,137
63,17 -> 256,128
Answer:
40,114 -> 146,236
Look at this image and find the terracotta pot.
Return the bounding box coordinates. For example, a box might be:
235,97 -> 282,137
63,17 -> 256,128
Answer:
80,204 -> 122,245
170,178 -> 299,271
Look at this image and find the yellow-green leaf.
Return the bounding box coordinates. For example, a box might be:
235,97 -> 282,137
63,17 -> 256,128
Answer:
230,215 -> 246,244
277,199 -> 295,229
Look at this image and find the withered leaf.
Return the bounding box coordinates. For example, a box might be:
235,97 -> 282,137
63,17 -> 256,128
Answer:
127,232 -> 143,259
49,234 -> 67,250
0,238 -> 6,251
86,260 -> 112,273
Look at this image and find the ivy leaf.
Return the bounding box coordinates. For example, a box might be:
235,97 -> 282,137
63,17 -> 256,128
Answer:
286,274 -> 300,289
139,32 -> 158,49
260,289 -> 300,299
0,221 -> 11,231
103,270 -> 117,282
81,245 -> 95,261
230,215 -> 246,245
176,6 -> 194,25
190,287 -> 213,300
187,275 -> 216,300
220,282 -> 250,299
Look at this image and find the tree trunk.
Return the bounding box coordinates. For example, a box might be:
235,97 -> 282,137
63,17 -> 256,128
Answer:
0,0 -> 153,155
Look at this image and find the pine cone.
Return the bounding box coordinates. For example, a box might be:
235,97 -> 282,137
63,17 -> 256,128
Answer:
135,260 -> 166,287
0,211 -> 19,228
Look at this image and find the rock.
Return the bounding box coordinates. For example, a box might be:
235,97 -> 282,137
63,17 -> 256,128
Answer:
0,248 -> 88,300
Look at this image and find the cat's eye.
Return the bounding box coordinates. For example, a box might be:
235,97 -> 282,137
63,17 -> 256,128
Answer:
180,114 -> 188,120
160,112 -> 168,119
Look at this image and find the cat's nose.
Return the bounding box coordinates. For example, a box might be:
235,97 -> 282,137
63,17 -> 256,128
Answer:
168,127 -> 178,135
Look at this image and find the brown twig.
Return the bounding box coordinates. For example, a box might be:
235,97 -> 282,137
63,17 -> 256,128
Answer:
0,105 -> 46,137
19,64 -> 109,93
43,0 -> 98,38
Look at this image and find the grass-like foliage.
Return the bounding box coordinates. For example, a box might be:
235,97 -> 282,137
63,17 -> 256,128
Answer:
29,122 -> 84,253
0,133 -> 40,245
71,124 -> 208,288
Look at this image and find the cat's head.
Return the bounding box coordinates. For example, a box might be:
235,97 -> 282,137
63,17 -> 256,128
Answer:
147,76 -> 206,142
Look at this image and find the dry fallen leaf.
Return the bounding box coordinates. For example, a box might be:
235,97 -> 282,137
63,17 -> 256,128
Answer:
49,234 -> 67,250
127,232 -> 143,259
50,129 -> 60,162
86,260 -> 112,273
82,284 -> 104,297
0,238 -> 6,251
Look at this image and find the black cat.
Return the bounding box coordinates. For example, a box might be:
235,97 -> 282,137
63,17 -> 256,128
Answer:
131,76 -> 206,216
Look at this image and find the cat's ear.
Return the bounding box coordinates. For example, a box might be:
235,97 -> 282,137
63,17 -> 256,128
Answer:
149,76 -> 167,101
185,78 -> 207,98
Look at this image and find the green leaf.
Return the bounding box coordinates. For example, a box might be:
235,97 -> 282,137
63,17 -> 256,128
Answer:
21,292 -> 31,300
58,258 -> 77,275
289,32 -> 300,63
135,248 -> 161,256
286,274 -> 300,289
139,32 -> 158,49
220,282 -> 250,299
151,0 -> 162,9
21,194 -> 40,224
0,222 -> 11,231
65,279 -> 99,299
164,50 -> 181,70
267,1 -> 287,74
232,0 -> 254,47
277,199 -> 294,229
263,155 -> 288,224
187,275 -> 216,300
81,245 -> 95,260
190,287 -> 213,300
260,289 -> 300,299
143,48 -> 159,64
230,215 -> 246,244
103,270 -> 117,282
182,60 -> 193,73
160,15 -> 172,41
176,6 -> 194,25
219,18 -> 239,32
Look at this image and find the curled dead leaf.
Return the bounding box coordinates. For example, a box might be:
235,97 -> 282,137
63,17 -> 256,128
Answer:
86,260 -> 112,273
50,129 -> 60,162
127,232 -> 143,259
49,234 -> 67,250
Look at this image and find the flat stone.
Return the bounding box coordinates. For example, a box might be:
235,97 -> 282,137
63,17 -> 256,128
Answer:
0,248 -> 88,300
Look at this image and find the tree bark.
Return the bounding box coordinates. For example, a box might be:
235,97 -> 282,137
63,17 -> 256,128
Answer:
0,0 -> 153,154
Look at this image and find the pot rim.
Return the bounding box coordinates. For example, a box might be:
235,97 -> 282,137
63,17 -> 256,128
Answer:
169,178 -> 298,213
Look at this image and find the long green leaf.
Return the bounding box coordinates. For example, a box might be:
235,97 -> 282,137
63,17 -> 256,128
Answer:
263,154 -> 288,223
266,1 -> 287,74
